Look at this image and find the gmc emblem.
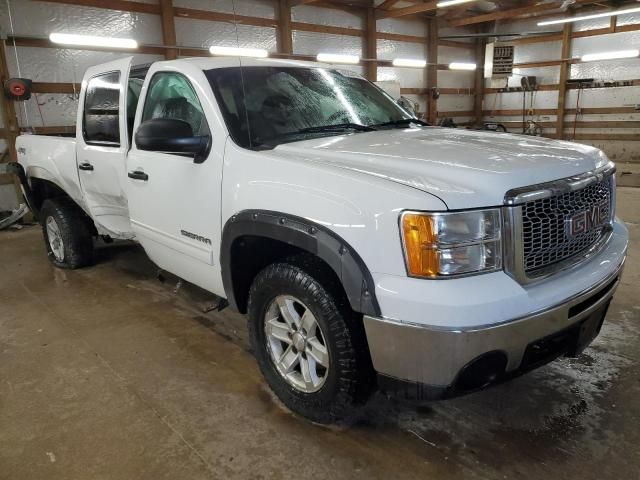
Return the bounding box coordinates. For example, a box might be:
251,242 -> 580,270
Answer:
565,202 -> 608,239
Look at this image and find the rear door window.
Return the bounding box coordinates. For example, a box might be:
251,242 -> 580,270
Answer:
83,71 -> 121,146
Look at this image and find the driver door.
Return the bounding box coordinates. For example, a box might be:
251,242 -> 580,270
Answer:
125,69 -> 224,294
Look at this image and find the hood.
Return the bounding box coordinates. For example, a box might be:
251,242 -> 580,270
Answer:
272,127 -> 609,210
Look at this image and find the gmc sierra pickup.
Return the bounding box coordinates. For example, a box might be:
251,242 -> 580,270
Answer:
10,56 -> 628,423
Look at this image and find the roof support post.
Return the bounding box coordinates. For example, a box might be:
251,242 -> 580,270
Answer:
426,17 -> 438,124
556,23 -> 572,139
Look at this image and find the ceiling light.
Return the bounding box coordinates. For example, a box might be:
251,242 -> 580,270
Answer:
392,58 -> 427,68
209,46 -> 268,58
437,0 -> 477,7
316,53 -> 360,64
581,49 -> 639,62
49,33 -> 137,49
449,62 -> 477,70
537,6 -> 640,26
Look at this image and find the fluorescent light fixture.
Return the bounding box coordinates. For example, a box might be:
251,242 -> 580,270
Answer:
49,33 -> 137,49
316,53 -> 360,64
581,49 -> 639,62
537,6 -> 640,26
437,0 -> 477,7
209,46 -> 268,58
449,62 -> 477,70
392,58 -> 427,68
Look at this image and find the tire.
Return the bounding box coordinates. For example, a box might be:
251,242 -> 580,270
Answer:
41,198 -> 95,269
248,254 -> 374,424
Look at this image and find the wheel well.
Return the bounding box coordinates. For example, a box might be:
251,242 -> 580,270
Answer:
29,178 -> 68,215
29,178 -> 95,234
229,235 -> 350,315
221,210 -> 380,317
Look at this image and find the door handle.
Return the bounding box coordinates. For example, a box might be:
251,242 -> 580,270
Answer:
78,162 -> 94,171
128,170 -> 149,181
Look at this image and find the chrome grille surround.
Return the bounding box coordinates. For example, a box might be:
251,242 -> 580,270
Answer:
503,162 -> 616,284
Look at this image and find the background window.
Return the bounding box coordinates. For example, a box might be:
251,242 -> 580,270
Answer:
83,71 -> 121,145
142,72 -> 209,136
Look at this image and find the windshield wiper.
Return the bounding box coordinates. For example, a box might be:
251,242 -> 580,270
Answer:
296,123 -> 376,134
374,118 -> 429,128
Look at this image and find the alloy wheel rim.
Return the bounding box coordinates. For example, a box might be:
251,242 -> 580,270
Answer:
264,295 -> 330,393
46,216 -> 64,262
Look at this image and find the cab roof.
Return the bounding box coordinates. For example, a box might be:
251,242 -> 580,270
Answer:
157,56 -> 349,71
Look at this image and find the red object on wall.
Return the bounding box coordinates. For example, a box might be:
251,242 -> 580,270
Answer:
4,78 -> 32,100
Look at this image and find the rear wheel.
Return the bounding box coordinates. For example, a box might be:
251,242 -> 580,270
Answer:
248,255 -> 374,423
41,198 -> 94,269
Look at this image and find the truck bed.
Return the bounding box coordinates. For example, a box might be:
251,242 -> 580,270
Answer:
16,134 -> 84,206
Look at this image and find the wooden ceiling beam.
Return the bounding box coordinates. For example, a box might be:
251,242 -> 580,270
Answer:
377,0 -> 403,10
288,0 -> 321,6
450,0 -> 603,27
173,7 -> 278,28
449,2 -> 570,27
377,1 -> 438,19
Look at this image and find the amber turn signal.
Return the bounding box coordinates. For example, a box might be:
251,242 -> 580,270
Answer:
401,213 -> 439,277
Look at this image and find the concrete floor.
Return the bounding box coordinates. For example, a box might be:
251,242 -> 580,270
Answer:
1,188 -> 639,480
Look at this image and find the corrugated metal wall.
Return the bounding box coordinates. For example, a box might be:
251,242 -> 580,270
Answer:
484,12 -> 640,163
0,0 -> 476,130
2,1 -> 634,207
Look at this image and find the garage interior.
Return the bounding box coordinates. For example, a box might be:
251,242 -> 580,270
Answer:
0,0 -> 639,479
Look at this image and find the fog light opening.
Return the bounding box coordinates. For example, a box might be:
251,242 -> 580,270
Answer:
455,352 -> 507,392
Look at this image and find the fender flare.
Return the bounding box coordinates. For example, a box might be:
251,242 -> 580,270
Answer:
7,162 -> 39,218
220,210 -> 381,317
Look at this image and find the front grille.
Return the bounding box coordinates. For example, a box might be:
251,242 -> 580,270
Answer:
521,178 -> 611,273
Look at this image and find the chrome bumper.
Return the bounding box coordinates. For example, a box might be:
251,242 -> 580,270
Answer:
363,256 -> 625,393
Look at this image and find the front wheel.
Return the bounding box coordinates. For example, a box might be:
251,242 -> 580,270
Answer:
248,256 -> 374,424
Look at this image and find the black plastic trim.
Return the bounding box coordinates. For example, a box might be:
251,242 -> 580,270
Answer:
377,374 -> 450,401
220,210 -> 381,317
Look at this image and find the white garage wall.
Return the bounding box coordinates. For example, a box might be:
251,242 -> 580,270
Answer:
292,4 -> 363,29
0,2 -> 163,43
0,0 -> 165,130
0,0 -> 466,131
484,14 -> 640,163
376,15 -> 427,101
175,18 -> 277,52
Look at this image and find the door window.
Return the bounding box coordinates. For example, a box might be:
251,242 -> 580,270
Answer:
141,72 -> 209,136
83,71 -> 121,146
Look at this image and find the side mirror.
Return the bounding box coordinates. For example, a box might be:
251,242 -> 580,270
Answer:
135,118 -> 210,163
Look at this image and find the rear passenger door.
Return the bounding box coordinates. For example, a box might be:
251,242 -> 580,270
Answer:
76,57 -> 134,238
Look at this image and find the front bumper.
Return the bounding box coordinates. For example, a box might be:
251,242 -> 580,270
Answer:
364,221 -> 628,399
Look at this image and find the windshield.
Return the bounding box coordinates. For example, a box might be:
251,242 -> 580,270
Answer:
204,66 -> 415,149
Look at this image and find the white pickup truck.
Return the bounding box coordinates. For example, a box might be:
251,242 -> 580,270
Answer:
10,56 -> 628,423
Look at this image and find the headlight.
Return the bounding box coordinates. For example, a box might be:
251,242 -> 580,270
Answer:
400,209 -> 502,278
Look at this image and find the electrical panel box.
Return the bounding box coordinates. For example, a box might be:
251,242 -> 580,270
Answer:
484,42 -> 514,79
